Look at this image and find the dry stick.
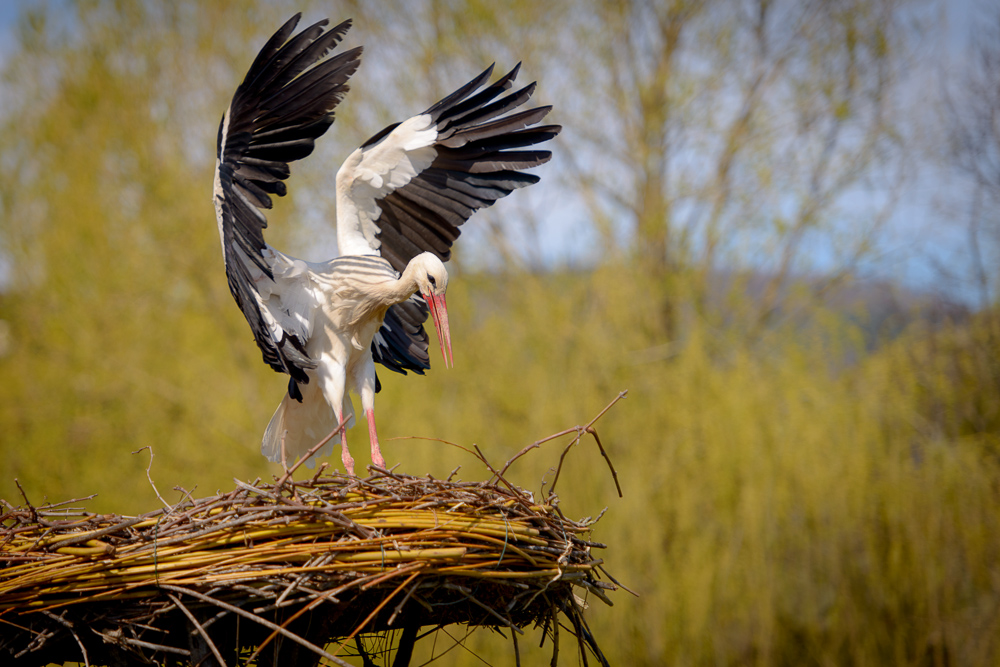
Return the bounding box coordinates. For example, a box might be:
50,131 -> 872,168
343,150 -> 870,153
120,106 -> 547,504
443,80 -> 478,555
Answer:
166,593 -> 227,667
89,629 -> 191,656
548,391 -> 628,498
367,464 -> 408,483
386,579 -> 424,627
497,427 -> 583,480
564,594 -> 608,667
512,622 -> 522,667
280,430 -> 289,477
157,584 -> 353,667
496,390 -> 628,485
40,611 -> 89,667
37,495 -> 98,511
596,564 -> 638,597
132,447 -> 172,509
13,479 -> 36,522
331,568 -> 424,659
444,583 -> 524,634
171,485 -> 198,510
273,423 -> 347,493
0,617 -> 34,634
309,462 -> 330,485
241,569 -> 393,665
41,517 -> 144,549
547,428 -> 586,499
472,445 -> 530,503
271,554 -> 329,610
129,512 -> 275,554
585,426 -> 623,498
549,599 -> 560,667
14,629 -> 55,659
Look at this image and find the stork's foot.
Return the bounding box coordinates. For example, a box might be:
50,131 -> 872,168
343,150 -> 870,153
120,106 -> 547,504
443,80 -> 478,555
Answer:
366,408 -> 386,470
338,418 -> 355,476
341,448 -> 355,477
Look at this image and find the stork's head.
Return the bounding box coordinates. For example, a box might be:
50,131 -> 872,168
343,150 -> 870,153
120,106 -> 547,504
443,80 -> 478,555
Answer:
411,253 -> 453,369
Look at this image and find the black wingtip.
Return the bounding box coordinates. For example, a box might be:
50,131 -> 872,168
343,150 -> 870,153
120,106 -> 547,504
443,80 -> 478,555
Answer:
284,12 -> 303,31
218,14 -> 360,388
422,63 -> 497,118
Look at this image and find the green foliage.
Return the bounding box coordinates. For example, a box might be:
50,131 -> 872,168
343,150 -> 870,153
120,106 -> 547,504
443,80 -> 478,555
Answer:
1,2 -> 998,665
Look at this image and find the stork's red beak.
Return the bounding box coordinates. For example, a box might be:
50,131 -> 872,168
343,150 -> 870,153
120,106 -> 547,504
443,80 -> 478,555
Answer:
423,291 -> 453,369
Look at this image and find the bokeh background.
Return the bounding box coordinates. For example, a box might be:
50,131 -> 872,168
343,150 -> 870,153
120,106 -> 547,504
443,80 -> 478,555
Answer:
2,0 -> 999,664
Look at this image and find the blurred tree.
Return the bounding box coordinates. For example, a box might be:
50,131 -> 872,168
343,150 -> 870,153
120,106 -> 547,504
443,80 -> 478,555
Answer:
943,6 -> 1000,308
343,0 -> 919,341
0,0 -> 312,506
930,4 -> 1000,441
558,0 -> 915,339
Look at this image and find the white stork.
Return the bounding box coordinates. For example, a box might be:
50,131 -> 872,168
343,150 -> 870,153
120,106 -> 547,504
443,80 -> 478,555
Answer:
213,14 -> 560,475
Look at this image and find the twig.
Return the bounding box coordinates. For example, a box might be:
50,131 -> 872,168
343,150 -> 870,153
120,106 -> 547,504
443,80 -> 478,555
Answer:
496,390 -> 628,488
132,447 -> 171,509
549,599 -> 560,667
473,444 -> 531,503
167,593 -> 227,667
309,461 -> 330,484
158,584 -> 354,667
14,479 -> 37,522
171,484 -> 198,510
547,428 -> 585,498
41,611 -> 89,667
597,564 -> 638,597
387,580 -> 424,627
37,494 -> 98,510
356,636 -> 378,667
549,391 -> 628,498
445,584 -> 524,634
332,569 -> 424,659
243,571 -> 377,665
586,427 -> 623,498
273,423 -> 346,493
41,516 -> 143,549
513,620 -> 522,667
90,629 -> 191,656
498,427 -> 581,479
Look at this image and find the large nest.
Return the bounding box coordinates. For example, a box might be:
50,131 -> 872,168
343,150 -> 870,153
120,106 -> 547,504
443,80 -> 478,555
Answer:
0,397 -> 627,666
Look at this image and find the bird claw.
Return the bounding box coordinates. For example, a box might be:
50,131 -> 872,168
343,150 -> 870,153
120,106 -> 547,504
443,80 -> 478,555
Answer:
341,451 -> 355,477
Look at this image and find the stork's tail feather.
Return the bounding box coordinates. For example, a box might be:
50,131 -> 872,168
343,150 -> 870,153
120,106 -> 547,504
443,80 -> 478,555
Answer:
261,381 -> 352,469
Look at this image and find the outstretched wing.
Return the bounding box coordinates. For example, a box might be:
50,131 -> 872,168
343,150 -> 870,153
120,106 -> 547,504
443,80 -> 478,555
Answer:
213,14 -> 362,384
335,64 -> 561,377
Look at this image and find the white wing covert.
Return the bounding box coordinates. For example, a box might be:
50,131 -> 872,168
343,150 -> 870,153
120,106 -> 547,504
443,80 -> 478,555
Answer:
335,64 -> 562,377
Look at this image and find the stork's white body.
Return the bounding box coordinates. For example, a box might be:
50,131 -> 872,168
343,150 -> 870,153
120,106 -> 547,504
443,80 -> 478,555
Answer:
253,251 -> 445,472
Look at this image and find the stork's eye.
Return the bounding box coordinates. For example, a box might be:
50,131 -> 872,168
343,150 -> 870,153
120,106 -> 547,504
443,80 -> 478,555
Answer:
427,274 -> 436,287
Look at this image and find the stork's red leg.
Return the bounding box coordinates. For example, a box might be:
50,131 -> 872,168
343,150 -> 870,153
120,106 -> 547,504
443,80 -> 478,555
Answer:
336,410 -> 354,476
367,408 -> 385,469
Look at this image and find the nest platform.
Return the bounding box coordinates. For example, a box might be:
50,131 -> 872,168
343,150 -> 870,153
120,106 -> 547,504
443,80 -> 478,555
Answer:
0,467 -> 620,666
